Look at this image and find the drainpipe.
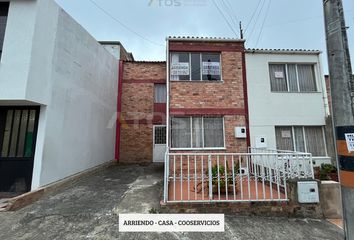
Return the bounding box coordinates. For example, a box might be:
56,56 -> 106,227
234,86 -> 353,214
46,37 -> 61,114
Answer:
242,48 -> 251,147
318,53 -> 330,117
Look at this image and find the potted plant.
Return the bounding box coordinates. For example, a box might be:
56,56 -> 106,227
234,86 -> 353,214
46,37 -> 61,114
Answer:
210,162 -> 239,194
319,163 -> 338,182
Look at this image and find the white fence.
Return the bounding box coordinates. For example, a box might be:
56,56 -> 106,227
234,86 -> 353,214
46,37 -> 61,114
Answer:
163,150 -> 313,203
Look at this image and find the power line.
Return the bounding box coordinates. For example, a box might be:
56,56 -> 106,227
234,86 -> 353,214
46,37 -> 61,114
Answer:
212,0 -> 239,37
244,0 -> 262,33
247,0 -> 267,41
221,0 -> 239,26
87,0 -> 163,46
255,0 -> 272,47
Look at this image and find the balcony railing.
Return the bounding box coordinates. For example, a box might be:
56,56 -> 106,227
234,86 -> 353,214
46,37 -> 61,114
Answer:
163,149 -> 313,203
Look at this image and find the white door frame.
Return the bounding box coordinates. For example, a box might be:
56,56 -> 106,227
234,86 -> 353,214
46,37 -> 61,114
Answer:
153,125 -> 167,163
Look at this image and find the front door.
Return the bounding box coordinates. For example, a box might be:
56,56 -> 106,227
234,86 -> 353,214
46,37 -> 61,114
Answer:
153,125 -> 166,162
0,107 -> 40,194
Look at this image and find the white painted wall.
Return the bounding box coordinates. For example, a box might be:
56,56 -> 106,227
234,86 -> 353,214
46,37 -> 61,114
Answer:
0,0 -> 118,189
100,43 -> 121,60
245,52 -> 330,164
0,0 -> 37,100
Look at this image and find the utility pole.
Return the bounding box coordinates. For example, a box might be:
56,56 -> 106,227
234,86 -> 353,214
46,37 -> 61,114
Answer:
323,0 -> 354,239
239,21 -> 244,39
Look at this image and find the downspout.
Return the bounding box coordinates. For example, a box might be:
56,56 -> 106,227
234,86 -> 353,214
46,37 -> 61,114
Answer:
115,60 -> 124,161
318,53 -> 330,117
242,48 -> 251,147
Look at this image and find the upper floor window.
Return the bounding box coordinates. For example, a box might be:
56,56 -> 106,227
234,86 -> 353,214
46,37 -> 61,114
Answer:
170,52 -> 221,81
269,64 -> 317,92
0,2 -> 9,59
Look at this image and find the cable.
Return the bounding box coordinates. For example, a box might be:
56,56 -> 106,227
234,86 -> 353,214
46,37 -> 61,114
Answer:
221,0 -> 239,26
244,0 -> 263,33
255,0 -> 272,47
88,0 -> 163,46
246,0 -> 267,42
212,0 -> 239,37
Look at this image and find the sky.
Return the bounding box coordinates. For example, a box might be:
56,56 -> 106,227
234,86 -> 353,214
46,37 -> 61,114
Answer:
54,0 -> 354,74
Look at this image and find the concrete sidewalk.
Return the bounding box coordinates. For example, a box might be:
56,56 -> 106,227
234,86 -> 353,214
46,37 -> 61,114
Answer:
0,164 -> 343,240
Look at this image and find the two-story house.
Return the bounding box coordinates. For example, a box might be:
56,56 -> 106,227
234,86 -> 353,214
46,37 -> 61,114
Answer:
246,49 -> 334,166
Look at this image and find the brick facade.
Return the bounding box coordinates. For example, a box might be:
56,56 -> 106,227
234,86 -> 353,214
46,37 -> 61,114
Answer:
168,40 -> 248,154
118,40 -> 249,163
119,61 -> 166,163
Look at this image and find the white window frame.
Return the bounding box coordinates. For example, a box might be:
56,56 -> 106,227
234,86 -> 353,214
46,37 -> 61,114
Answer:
170,116 -> 226,150
276,125 -> 328,157
269,63 -> 318,93
170,52 -> 223,82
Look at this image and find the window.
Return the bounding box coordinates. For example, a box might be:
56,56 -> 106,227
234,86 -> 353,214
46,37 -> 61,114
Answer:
275,126 -> 327,156
170,52 -> 221,81
154,126 -> 166,144
0,2 -> 9,59
0,108 -> 38,158
171,116 -> 224,149
269,64 -> 317,92
154,84 -> 166,103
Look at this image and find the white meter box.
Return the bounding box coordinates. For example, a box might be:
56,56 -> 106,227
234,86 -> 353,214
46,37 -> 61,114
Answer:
235,127 -> 246,138
297,181 -> 319,203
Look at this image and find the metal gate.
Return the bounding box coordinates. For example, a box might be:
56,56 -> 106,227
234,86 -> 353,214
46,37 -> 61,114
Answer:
0,106 -> 40,193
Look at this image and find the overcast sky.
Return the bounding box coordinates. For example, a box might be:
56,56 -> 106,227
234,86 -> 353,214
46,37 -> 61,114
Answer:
55,0 -> 354,73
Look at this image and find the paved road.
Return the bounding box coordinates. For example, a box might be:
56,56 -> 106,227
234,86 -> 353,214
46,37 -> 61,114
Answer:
0,164 -> 343,240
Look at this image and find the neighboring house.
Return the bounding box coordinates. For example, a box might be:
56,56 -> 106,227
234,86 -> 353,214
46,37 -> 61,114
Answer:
0,0 -> 128,195
245,49 -> 333,166
117,60 -> 166,163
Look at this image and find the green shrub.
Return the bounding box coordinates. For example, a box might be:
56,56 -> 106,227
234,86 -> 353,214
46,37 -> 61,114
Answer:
319,163 -> 337,180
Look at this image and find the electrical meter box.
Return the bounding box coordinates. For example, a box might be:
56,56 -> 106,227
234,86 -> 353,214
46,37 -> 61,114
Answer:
235,127 -> 246,138
297,181 -> 319,203
255,136 -> 267,148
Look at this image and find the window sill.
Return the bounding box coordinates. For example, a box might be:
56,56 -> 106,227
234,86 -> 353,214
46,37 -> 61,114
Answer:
270,91 -> 322,93
170,80 -> 224,83
170,147 -> 226,151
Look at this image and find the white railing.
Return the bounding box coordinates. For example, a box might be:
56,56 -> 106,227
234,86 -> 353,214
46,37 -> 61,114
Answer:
163,150 -> 314,203
249,147 -> 314,180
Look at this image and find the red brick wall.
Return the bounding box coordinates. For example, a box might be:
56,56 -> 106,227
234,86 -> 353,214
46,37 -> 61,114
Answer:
120,61 -> 166,163
168,40 -> 248,153
120,124 -> 153,163
170,51 -> 244,109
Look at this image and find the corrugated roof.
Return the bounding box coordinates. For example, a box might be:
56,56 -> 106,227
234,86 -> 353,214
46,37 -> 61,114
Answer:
246,48 -> 321,54
167,36 -> 245,42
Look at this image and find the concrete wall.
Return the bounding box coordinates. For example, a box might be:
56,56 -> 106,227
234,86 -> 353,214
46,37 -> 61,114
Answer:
0,0 -> 118,189
0,0 -> 38,100
33,2 -> 118,188
245,52 -> 331,164
101,43 -> 121,60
